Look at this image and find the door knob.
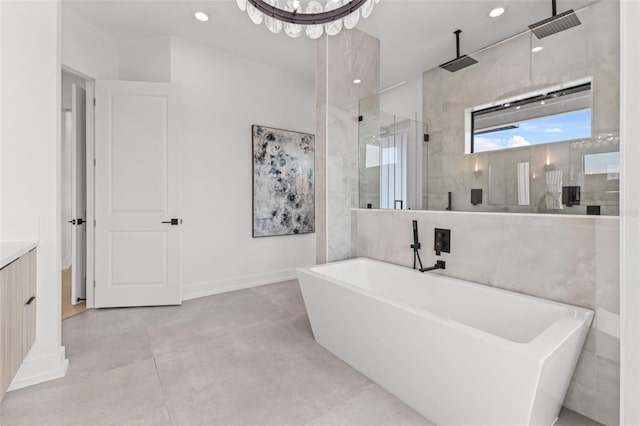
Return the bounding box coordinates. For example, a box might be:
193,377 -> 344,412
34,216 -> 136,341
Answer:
161,218 -> 181,225
77,218 -> 85,225
68,219 -> 76,225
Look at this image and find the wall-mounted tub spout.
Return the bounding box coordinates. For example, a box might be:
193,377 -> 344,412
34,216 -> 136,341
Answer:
420,260 -> 446,273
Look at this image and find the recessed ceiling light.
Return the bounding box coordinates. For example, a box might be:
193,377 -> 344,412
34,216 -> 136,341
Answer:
194,11 -> 209,22
489,7 -> 506,18
532,46 -> 544,53
353,79 -> 362,84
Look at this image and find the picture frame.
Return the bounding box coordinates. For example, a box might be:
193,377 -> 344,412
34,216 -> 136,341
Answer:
252,125 -> 315,238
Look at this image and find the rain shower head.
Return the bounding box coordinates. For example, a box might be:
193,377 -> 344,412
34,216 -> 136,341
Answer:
440,55 -> 478,73
439,30 -> 477,73
529,0 -> 581,39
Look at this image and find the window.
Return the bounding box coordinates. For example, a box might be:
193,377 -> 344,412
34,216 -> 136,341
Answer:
470,82 -> 592,154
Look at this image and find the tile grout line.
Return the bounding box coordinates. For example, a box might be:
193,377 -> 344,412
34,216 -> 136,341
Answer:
249,281 -> 305,317
302,382 -> 378,426
147,311 -> 294,360
249,285 -> 290,312
149,324 -> 176,426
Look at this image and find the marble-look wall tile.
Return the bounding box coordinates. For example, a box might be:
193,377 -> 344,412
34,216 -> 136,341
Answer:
596,388 -> 620,426
354,209 -> 619,425
596,218 -> 620,316
565,376 -> 598,421
316,30 -> 380,263
316,37 -> 328,264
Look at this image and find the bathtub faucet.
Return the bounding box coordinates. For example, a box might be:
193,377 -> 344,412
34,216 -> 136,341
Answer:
420,260 -> 446,273
411,220 -> 425,271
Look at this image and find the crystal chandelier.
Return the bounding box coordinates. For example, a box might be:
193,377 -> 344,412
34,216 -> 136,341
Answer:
236,0 -> 379,39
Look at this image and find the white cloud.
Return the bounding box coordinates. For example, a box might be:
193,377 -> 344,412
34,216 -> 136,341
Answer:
474,135 -> 531,152
474,137 -> 502,152
521,125 -> 539,132
522,125 -> 564,133
508,135 -> 531,147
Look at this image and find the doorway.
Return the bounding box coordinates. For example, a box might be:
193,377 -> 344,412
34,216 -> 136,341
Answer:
61,69 -> 88,320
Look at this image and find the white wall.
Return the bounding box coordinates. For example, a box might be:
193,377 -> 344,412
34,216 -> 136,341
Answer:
170,38 -> 316,299
620,0 -> 640,423
379,74 -> 422,122
61,6 -> 118,79
119,37 -> 171,82
60,8 -> 316,296
1,0 -> 68,389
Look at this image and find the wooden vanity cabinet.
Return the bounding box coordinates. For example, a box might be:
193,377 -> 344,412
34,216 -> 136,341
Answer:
0,249 -> 37,401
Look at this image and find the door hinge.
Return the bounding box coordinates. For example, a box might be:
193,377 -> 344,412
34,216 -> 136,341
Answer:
358,115 -> 363,122
93,219 -> 96,227
93,158 -> 96,167
93,98 -> 96,106
93,280 -> 96,288
424,134 -> 430,142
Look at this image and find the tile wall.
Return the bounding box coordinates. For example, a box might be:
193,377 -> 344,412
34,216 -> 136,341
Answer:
316,30 -> 380,263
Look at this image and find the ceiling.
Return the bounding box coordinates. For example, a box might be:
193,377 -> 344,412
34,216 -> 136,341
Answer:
62,0 -> 598,88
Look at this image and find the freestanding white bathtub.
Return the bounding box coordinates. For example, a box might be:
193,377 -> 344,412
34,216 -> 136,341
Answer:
297,258 -> 593,426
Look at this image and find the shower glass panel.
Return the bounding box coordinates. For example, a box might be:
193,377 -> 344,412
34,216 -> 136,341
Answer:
358,96 -> 427,210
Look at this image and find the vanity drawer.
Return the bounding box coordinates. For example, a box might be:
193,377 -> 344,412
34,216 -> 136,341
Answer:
0,248 -> 37,401
22,249 -> 36,357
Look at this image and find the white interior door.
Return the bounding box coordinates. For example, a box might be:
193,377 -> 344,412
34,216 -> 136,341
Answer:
71,83 -> 87,304
94,80 -> 181,308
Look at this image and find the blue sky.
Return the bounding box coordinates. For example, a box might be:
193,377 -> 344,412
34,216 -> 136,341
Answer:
474,109 -> 592,153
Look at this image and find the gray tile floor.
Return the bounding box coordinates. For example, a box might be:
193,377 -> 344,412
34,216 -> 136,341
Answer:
0,280 -> 601,426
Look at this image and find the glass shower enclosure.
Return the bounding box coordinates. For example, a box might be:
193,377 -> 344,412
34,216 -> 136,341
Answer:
358,95 -> 428,210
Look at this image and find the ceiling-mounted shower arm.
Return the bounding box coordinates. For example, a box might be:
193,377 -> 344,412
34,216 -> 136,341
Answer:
439,29 -> 477,72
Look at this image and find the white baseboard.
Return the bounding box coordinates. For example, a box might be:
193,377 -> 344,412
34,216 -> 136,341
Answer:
8,346 -> 68,392
182,269 -> 297,301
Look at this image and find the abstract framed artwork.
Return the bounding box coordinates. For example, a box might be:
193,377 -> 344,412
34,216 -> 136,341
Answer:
252,125 -> 315,238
